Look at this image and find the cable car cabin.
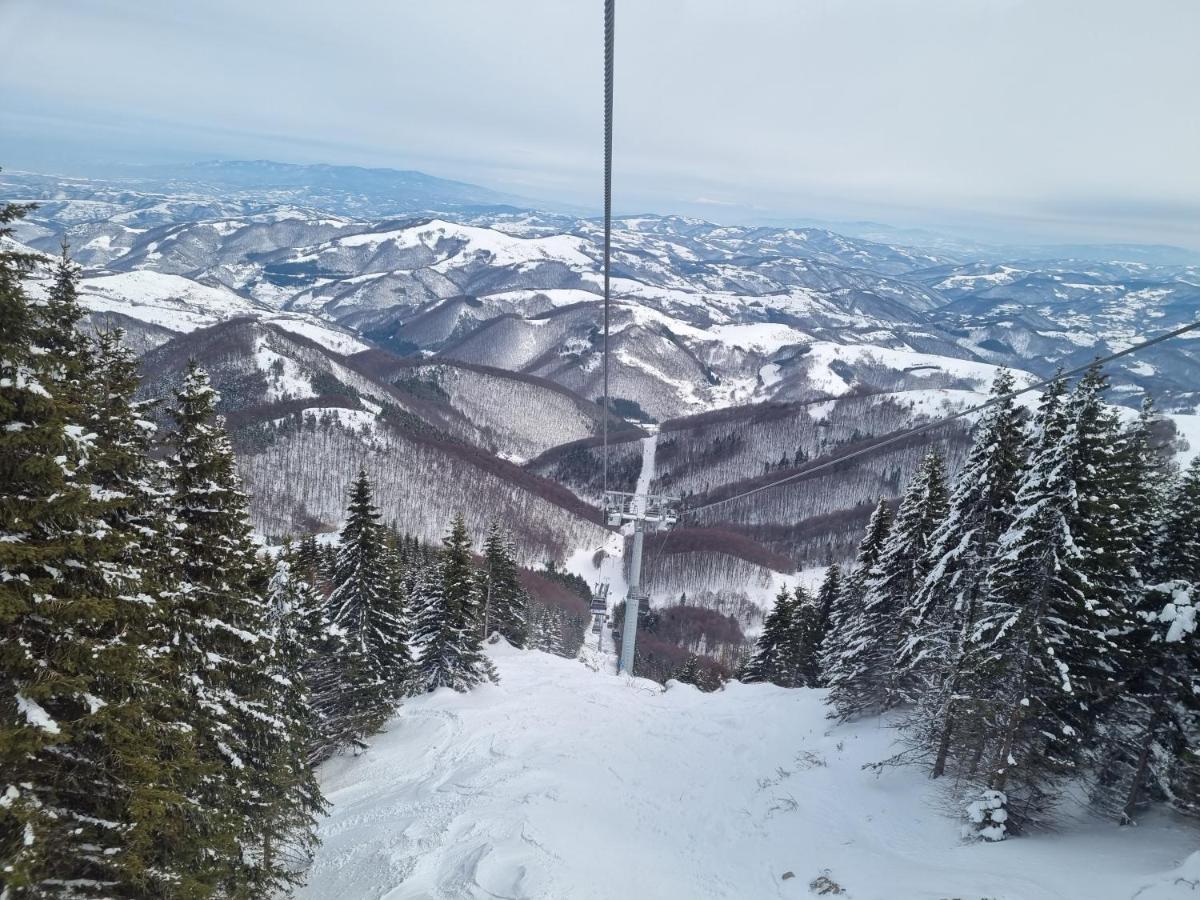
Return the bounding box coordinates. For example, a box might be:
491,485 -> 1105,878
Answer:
589,596 -> 608,614
632,594 -> 650,620
591,617 -> 603,634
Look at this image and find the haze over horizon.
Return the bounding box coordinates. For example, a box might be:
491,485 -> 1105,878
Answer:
2,0 -> 1197,249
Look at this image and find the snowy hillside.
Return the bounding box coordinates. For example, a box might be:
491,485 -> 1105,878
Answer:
136,319 -> 607,558
301,644 -> 1198,900
10,164 -> 1200,611
9,167 -> 1200,418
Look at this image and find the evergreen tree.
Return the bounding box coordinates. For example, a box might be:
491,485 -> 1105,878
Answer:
318,543 -> 338,583
1091,450 -> 1200,823
1156,457 -> 1200,586
278,535 -> 362,761
413,516 -> 498,691
166,361 -> 299,893
0,211 -> 199,896
828,454 -> 949,719
383,528 -> 415,690
295,533 -> 328,592
530,604 -> 565,656
884,451 -> 949,690
673,654 -> 703,687
1066,365 -> 1143,678
957,371 -> 1135,837
328,470 -> 409,725
789,584 -> 825,688
741,587 -> 795,686
821,498 -> 892,708
811,563 -> 842,685
37,242 -> 92,397
263,553 -> 328,880
480,521 -> 529,648
897,369 -> 1028,777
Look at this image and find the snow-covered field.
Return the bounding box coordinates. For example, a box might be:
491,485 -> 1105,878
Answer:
300,645 -> 1197,900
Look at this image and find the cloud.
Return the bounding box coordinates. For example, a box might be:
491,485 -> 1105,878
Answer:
1,0 -> 1197,246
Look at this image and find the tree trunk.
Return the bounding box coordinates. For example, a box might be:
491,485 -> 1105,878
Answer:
932,706 -> 955,778
1121,679 -> 1168,825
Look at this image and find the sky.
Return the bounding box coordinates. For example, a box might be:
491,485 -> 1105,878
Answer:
1,0 -> 1198,248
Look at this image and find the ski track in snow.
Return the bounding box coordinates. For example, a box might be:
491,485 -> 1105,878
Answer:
635,429 -> 658,505
301,646 -> 1197,900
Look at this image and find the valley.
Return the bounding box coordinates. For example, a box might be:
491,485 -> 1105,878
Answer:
6,162 -> 1200,620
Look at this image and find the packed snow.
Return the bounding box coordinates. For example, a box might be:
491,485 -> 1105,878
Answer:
1169,413 -> 1200,465
300,645 -> 1198,900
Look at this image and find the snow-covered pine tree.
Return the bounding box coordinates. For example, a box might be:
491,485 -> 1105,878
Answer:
897,369 -> 1027,777
383,527 -> 415,691
789,584 -> 825,688
530,603 -> 566,656
36,242 -> 91,398
827,454 -> 949,719
285,540 -> 356,763
263,552 -> 328,879
673,654 -> 703,687
0,216 -> 198,897
958,371 -> 1135,836
295,533 -> 328,593
1156,459 -> 1200,820
1091,446 -> 1200,823
81,325 -> 225,893
414,516 -> 498,691
811,563 -> 842,685
882,452 -> 948,702
166,361 -> 301,893
741,586 -> 795,685
318,542 -> 339,584
481,521 -> 529,648
951,378 -> 1072,838
1158,456 -> 1200,585
821,498 -> 892,714
1065,365 -> 1142,680
328,470 -> 407,738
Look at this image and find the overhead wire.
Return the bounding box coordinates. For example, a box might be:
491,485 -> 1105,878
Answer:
601,0 -> 615,497
589,2 -> 1198,568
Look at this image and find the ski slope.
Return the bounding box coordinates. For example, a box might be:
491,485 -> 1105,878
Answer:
300,645 -> 1197,900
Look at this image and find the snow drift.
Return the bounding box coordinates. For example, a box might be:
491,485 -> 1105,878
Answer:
300,644 -> 1196,900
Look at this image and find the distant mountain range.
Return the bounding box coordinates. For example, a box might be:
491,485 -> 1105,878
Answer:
5,161 -> 1199,617
9,159 -> 564,219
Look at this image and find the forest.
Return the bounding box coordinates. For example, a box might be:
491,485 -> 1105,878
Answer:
0,209 -> 593,897
740,368 -> 1200,836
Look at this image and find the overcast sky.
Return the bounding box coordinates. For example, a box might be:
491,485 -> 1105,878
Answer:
2,0 -> 1198,247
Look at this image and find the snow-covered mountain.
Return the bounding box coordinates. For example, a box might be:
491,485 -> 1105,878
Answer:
137,319 -> 608,561
8,164 -> 1199,618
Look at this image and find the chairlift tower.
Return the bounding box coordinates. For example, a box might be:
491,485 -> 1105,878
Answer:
604,490 -> 678,676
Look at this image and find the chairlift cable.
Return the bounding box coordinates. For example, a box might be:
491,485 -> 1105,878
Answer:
601,0 -> 615,497
683,317 -> 1200,519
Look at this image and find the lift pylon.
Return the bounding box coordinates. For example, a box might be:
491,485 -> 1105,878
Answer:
604,490 -> 678,676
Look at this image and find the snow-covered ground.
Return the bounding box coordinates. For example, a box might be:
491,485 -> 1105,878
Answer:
300,646 -> 1198,900
1169,413 -> 1200,465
